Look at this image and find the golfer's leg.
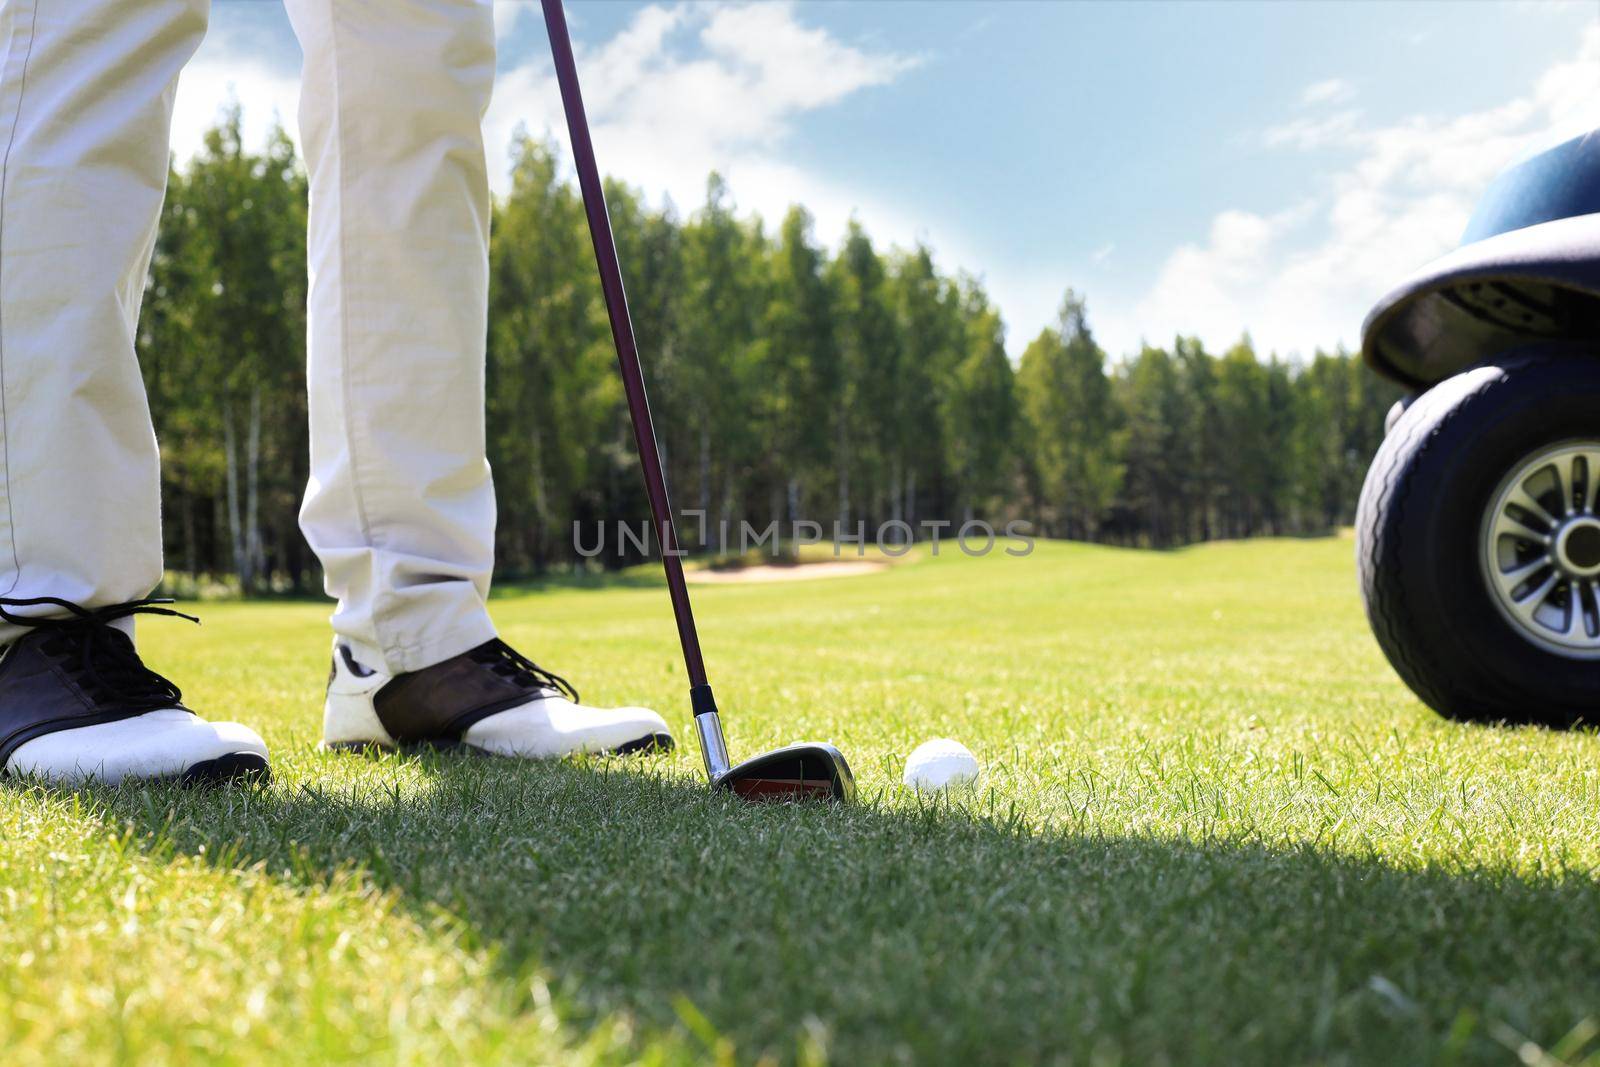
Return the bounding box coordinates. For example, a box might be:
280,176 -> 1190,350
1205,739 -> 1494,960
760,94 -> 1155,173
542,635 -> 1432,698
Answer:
0,0 -> 201,636
286,0 -> 499,675
0,0 -> 270,785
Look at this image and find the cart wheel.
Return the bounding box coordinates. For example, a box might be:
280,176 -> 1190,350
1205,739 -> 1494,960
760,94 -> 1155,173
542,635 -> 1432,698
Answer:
1357,347 -> 1600,726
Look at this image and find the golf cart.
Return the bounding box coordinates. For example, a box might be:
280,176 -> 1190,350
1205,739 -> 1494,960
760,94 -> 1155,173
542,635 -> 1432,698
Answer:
1357,129 -> 1600,726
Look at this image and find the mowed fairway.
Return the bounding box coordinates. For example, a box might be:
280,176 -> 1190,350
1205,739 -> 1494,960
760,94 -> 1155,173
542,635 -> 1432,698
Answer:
6,538 -> 1600,1065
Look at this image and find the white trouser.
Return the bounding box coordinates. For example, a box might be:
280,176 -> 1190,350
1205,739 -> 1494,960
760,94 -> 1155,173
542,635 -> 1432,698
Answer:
0,0 -> 499,674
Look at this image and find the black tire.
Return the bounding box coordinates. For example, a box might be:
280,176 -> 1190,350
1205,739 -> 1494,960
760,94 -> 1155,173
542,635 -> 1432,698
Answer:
1356,346 -> 1600,726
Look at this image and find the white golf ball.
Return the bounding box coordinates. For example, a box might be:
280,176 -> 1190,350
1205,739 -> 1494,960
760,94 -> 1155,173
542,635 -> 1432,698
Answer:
903,738 -> 980,791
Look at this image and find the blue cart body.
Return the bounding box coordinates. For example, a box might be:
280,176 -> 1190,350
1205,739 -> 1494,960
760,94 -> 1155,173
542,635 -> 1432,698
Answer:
1363,130 -> 1600,390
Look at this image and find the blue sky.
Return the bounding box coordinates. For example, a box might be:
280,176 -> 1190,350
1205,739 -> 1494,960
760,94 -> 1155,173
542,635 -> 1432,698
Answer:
177,0 -> 1599,361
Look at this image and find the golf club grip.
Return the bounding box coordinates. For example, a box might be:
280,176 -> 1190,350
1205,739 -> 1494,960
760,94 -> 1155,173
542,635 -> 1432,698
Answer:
542,0 -> 709,691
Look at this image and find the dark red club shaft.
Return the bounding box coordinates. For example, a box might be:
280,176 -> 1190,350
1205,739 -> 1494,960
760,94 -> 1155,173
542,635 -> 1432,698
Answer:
542,0 -> 709,689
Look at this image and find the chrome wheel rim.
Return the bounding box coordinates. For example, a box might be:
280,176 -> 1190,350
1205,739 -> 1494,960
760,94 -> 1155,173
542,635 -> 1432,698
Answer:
1481,440 -> 1600,659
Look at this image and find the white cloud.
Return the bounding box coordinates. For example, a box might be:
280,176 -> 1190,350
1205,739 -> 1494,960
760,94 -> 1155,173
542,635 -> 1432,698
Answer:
476,1 -> 976,331
177,5 -> 1595,366
482,1 -> 919,211
172,2 -> 918,214
171,29 -> 300,164
1262,109 -> 1362,150
494,2 -> 535,41
1300,78 -> 1355,106
1129,21 -> 1600,359
169,3 -> 948,329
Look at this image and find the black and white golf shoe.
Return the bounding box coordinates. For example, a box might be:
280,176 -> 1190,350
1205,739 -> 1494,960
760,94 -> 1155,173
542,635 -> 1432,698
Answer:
322,637 -> 674,758
0,597 -> 270,785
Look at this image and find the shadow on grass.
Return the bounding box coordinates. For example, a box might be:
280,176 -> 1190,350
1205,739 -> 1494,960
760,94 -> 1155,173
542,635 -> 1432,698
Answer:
24,757 -> 1600,1066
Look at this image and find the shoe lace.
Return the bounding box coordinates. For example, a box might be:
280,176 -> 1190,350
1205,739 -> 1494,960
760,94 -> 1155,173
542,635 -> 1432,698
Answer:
0,595 -> 198,711
470,639 -> 580,703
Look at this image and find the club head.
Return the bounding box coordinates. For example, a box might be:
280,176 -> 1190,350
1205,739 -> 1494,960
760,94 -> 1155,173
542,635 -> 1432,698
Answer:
711,742 -> 856,802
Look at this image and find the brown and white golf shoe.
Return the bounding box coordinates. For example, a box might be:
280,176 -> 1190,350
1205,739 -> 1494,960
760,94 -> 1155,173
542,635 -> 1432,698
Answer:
0,597 -> 269,785
322,637 -> 673,758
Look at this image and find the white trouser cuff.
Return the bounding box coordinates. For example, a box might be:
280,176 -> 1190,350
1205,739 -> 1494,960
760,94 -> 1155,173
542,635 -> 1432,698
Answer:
339,599 -> 497,676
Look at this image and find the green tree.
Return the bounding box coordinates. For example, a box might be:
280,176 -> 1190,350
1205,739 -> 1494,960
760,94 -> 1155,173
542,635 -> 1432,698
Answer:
142,107 -> 307,591
890,247 -> 966,528
679,175 -> 766,542
137,114 -> 1410,580
827,220 -> 901,527
488,133 -> 617,570
763,206 -> 840,526
1116,345 -> 1187,546
1017,292 -> 1122,538
1174,336 -> 1221,542
945,281 -> 1017,520
597,177 -> 686,562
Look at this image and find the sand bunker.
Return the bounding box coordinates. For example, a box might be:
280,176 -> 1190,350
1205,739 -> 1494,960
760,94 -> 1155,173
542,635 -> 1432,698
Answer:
685,560 -> 888,584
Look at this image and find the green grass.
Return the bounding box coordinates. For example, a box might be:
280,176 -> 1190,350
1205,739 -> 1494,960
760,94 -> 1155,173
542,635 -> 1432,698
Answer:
6,537 -> 1600,1065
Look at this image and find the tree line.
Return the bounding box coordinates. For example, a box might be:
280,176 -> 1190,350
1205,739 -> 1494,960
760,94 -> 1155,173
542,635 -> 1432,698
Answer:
138,112 -> 1401,592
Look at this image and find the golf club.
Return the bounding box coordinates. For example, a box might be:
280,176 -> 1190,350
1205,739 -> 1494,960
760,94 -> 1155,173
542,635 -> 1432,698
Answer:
542,0 -> 856,802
